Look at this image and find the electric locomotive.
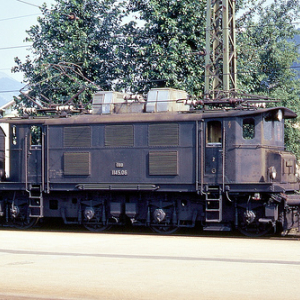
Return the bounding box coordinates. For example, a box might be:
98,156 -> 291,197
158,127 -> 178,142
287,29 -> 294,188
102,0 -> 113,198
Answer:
0,88 -> 299,236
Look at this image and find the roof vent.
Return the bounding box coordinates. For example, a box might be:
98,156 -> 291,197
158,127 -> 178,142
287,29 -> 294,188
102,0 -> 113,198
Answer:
92,91 -> 145,114
146,88 -> 190,113
92,91 -> 125,114
92,89 -> 190,114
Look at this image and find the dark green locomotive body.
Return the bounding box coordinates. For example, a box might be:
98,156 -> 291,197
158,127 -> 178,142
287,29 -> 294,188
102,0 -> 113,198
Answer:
0,105 -> 299,235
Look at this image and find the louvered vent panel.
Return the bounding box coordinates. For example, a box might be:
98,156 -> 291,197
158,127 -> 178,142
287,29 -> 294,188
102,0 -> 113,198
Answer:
64,152 -> 90,176
105,125 -> 134,147
149,123 -> 179,146
149,151 -> 178,175
64,127 -> 91,148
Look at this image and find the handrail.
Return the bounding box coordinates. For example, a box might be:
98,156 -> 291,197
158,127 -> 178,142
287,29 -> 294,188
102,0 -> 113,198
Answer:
195,121 -> 199,191
24,134 -> 28,192
42,131 -> 45,191
46,125 -> 50,193
222,126 -> 226,192
200,120 -> 204,194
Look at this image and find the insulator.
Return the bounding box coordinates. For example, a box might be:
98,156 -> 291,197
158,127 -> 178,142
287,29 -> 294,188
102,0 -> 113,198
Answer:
56,105 -> 74,111
185,99 -> 199,107
134,95 -> 145,102
254,102 -> 266,108
23,107 -> 37,114
123,94 -> 145,102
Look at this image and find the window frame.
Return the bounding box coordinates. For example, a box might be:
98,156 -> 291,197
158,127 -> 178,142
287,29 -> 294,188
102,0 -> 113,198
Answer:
206,120 -> 222,147
242,118 -> 255,140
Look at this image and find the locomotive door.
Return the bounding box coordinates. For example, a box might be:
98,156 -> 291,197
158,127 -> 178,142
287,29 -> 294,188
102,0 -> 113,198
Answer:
26,125 -> 44,187
204,120 -> 224,184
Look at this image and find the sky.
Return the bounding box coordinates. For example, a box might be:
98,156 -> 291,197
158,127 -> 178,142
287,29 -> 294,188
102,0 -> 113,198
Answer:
0,0 -> 55,82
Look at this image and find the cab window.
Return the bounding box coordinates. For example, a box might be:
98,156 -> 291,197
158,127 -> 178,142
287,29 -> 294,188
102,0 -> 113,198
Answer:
30,126 -> 42,146
207,121 -> 222,145
243,118 -> 255,140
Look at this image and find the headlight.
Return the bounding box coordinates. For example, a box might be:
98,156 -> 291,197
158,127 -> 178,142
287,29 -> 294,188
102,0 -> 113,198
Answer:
269,166 -> 277,180
276,110 -> 283,122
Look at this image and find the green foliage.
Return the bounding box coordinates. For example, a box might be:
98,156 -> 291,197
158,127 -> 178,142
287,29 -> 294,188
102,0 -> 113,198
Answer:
124,0 -> 207,95
13,0 -> 126,107
237,0 -> 300,94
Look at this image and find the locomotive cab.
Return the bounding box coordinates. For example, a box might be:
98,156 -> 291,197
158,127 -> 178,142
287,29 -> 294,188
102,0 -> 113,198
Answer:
222,107 -> 298,188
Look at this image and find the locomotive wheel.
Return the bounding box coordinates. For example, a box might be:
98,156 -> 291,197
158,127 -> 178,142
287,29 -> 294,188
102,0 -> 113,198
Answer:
150,225 -> 179,234
238,214 -> 273,237
83,222 -> 111,233
13,217 -> 39,230
237,204 -> 274,237
11,203 -> 39,229
238,223 -> 273,237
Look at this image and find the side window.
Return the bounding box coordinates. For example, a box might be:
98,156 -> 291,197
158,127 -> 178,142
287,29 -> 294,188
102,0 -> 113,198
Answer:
243,118 -> 255,140
206,121 -> 222,145
30,126 -> 42,146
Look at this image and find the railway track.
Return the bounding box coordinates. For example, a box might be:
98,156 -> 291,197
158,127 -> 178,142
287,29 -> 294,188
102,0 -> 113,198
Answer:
7,218 -> 300,241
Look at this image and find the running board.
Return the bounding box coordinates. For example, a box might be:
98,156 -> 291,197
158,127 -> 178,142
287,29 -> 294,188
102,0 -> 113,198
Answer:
203,225 -> 231,232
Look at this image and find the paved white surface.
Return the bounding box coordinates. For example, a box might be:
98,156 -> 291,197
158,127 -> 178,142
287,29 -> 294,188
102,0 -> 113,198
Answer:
0,230 -> 299,299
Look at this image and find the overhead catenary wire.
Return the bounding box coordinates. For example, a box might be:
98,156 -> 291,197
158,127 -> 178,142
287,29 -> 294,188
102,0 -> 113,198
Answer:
0,45 -> 31,50
16,0 -> 40,8
0,90 -> 22,94
0,13 -> 40,22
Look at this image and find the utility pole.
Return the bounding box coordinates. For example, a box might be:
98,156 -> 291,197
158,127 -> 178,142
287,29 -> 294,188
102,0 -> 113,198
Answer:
204,0 -> 237,100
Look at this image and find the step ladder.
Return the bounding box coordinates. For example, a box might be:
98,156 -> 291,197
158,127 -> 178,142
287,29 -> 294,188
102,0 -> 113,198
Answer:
205,187 -> 222,222
28,185 -> 44,218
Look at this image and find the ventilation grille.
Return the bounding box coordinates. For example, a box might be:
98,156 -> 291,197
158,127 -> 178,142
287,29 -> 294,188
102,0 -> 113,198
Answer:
64,127 -> 91,148
64,152 -> 90,176
149,123 -> 179,146
149,151 -> 178,176
105,125 -> 134,147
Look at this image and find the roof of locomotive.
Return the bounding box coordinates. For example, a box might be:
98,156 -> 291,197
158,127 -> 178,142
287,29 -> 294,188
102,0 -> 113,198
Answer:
2,106 -> 296,125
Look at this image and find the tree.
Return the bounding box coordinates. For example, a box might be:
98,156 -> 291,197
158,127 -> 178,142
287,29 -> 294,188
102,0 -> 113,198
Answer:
14,0 -> 300,100
123,0 -> 207,95
13,0 -> 126,108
